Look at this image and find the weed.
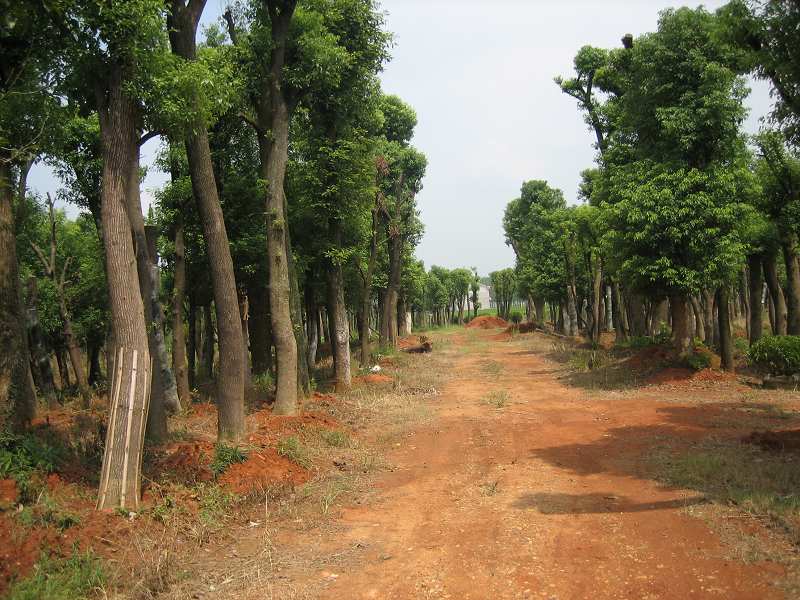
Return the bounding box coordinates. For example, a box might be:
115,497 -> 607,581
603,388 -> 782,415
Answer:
319,429 -> 350,448
6,549 -> 105,600
197,483 -> 236,528
253,372 -> 274,395
277,436 -> 313,469
653,438 -> 800,543
0,430 -> 64,498
480,360 -> 503,376
482,390 -> 509,409
210,444 -> 247,477
480,481 -> 500,496
16,492 -> 80,531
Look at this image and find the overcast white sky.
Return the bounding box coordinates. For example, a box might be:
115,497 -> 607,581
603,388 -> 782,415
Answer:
28,0 -> 774,276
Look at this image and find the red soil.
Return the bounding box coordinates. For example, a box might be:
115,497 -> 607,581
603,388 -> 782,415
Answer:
397,336 -> 420,349
248,410 -> 342,446
466,315 -> 509,329
219,449 -> 310,495
152,441 -> 215,485
0,479 -> 17,507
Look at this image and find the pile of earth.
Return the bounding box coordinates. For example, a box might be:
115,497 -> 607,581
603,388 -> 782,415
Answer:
466,315 -> 509,329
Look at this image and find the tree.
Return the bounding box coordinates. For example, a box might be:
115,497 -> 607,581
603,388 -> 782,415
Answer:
167,0 -> 245,441
490,269 -> 516,321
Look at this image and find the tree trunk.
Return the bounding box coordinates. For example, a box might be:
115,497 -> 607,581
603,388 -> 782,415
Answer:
238,291 -> 251,388
590,258 -> 602,343
126,161 -> 167,442
381,232 -> 402,348
763,252 -> 787,335
689,295 -> 705,343
326,253 -> 351,391
305,280 -> 318,370
0,159 -> 37,429
25,277 -> 56,407
203,304 -> 215,381
171,211 -> 191,405
611,282 -> 627,343
60,296 -> 91,404
248,275 -> 273,377
747,254 -> 764,345
650,298 -> 669,337
669,293 -> 691,352
169,0 -> 244,440
88,343 -> 102,388
187,299 -> 197,390
95,72 -> 152,510
628,293 -> 647,337
56,350 -> 69,390
782,235 -> 800,335
717,286 -> 734,372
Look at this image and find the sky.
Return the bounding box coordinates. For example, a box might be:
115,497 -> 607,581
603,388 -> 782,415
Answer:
27,0 -> 774,276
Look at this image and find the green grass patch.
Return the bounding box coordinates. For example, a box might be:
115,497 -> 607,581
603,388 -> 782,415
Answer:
6,549 -> 105,600
16,492 -> 80,531
209,444 -> 247,477
277,436 -> 313,469
319,429 -> 350,448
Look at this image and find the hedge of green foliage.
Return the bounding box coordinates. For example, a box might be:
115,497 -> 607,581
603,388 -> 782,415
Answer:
748,336 -> 800,376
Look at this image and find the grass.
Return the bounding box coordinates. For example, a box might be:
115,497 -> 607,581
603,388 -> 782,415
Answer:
318,429 -> 350,448
654,438 -> 800,544
480,360 -> 503,376
16,492 -> 80,532
482,390 -> 509,409
277,436 -> 313,469
6,550 -> 105,600
210,444 -> 247,477
197,482 -> 237,529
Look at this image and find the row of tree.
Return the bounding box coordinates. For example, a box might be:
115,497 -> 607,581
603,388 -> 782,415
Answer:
503,2 -> 800,370
0,0 -> 458,510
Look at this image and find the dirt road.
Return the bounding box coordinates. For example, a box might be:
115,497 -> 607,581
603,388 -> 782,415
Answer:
203,329 -> 790,600
310,331 -> 784,599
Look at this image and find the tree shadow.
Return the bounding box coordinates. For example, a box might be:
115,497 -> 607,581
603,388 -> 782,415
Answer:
511,492 -> 707,514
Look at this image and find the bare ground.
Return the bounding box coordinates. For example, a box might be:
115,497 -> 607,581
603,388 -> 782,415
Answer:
168,329 -> 800,599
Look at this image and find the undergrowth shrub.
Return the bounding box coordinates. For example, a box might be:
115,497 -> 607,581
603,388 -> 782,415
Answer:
210,444 -> 247,477
6,549 -> 105,600
685,341 -> 713,371
748,336 -> 800,376
0,431 -> 64,497
509,311 -> 523,324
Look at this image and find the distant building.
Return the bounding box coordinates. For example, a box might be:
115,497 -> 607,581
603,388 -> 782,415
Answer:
478,283 -> 492,309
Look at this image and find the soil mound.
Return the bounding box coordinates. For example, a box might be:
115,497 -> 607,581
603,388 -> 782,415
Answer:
219,449 -> 309,494
466,315 -> 509,329
154,441 -> 215,485
0,479 -> 17,508
744,429 -> 800,453
248,411 -> 342,446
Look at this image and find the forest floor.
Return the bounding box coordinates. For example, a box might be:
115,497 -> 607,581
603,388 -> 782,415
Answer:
5,326 -> 800,599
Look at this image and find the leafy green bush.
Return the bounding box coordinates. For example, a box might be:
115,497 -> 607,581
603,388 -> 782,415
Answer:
748,336 -> 800,375
0,431 -> 64,495
209,444 -> 247,477
6,550 -> 105,600
509,311 -> 523,324
685,347 -> 712,371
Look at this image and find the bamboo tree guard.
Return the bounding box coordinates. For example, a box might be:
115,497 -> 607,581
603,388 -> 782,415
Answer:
97,346 -> 153,510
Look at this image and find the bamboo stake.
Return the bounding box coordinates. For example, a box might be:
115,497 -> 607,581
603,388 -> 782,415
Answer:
132,358 -> 153,511
98,346 -> 124,509
120,349 -> 138,509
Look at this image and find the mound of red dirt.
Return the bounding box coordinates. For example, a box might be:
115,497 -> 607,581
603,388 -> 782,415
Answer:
743,429 -> 800,453
219,449 -> 309,494
153,441 -> 215,485
398,336 -> 420,349
248,411 -> 342,446
466,315 -> 509,329
645,367 -> 694,386
626,345 -> 676,371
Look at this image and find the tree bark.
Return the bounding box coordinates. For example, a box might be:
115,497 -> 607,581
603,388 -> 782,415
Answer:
717,286 -> 734,372
763,252 -> 787,335
650,298 -> 669,337
187,299 -> 197,390
359,193 -> 381,365
238,290 -> 251,388
171,211 -> 191,405
782,235 -> 800,335
590,258 -> 602,343
0,159 -> 37,429
305,280 -> 319,370
611,282 -> 627,343
669,293 -> 691,352
326,246 -> 351,390
169,0 -> 245,440
203,304 -> 215,380
95,71 -> 152,510
689,295 -> 705,343
747,254 -> 764,344
628,293 -> 648,337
